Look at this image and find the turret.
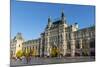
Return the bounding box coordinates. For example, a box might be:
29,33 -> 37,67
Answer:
61,10 -> 66,24
47,16 -> 52,28
71,23 -> 79,32
12,32 -> 24,56
74,22 -> 78,29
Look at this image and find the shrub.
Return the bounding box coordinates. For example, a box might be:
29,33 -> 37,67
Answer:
16,50 -> 23,58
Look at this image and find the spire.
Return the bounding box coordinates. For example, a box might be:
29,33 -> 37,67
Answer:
47,16 -> 52,28
61,10 -> 64,18
61,10 -> 66,24
48,16 -> 51,23
16,32 -> 23,40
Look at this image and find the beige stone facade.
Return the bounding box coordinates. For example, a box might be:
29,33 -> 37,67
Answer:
10,11 -> 95,58
10,33 -> 24,57
22,39 -> 40,57
40,11 -> 95,57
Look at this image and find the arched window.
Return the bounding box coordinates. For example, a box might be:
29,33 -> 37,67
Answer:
66,33 -> 67,40
90,39 -> 95,48
19,44 -> 20,47
67,42 -> 71,49
82,40 -> 87,49
76,41 -> 80,49
33,46 -> 34,49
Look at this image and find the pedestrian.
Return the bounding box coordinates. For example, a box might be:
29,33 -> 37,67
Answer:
29,56 -> 33,64
21,56 -> 27,64
16,58 -> 21,64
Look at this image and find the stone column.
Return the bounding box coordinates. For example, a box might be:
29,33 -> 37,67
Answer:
46,31 -> 50,57
87,38 -> 90,56
71,40 -> 75,57
62,25 -> 67,56
44,35 -> 47,57
80,39 -> 82,56
62,33 -> 67,56
40,37 -> 43,57
71,32 -> 75,57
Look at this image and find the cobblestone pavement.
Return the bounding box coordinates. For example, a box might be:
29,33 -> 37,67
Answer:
10,56 -> 95,67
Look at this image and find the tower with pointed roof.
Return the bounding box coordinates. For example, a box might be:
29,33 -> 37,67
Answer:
11,33 -> 24,57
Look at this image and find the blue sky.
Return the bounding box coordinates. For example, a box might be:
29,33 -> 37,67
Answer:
11,0 -> 95,40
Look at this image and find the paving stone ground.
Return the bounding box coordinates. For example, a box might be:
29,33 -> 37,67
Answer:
10,56 -> 95,67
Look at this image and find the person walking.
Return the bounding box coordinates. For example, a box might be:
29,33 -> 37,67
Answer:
21,56 -> 27,64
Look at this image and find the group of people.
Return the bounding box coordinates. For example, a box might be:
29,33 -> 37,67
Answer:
13,56 -> 33,64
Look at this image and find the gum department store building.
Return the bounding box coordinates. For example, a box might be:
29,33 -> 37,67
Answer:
10,11 -> 95,58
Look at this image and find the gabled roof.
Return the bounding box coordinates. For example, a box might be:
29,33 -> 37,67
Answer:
52,20 -> 61,25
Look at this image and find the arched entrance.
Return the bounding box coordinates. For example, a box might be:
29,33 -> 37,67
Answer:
31,46 -> 37,57
50,45 -> 59,57
90,39 -> 95,56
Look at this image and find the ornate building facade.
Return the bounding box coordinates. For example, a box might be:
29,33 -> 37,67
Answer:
10,11 -> 95,58
10,33 -> 24,57
40,11 -> 95,57
22,38 -> 40,57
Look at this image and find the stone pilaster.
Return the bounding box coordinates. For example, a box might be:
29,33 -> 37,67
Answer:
40,38 -> 42,57
80,39 -> 82,56
87,38 -> 90,56
71,32 -> 75,57
44,33 -> 47,56
46,30 -> 50,57
62,24 -> 67,56
71,40 -> 75,57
